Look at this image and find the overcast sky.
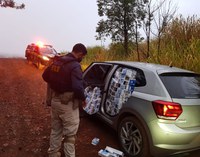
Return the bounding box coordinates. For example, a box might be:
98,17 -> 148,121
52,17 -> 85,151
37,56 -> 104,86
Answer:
0,0 -> 200,57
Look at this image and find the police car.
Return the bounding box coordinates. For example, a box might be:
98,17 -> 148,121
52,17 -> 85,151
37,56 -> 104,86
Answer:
25,42 -> 58,69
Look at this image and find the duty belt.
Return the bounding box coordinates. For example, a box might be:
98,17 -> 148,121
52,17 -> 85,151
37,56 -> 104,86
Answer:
52,91 -> 74,105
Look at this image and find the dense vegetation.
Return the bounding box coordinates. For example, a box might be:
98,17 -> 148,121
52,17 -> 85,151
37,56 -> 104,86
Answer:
0,0 -> 25,9
82,15 -> 200,73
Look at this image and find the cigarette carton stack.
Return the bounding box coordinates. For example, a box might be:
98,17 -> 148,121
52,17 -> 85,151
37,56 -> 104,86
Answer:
84,86 -> 102,115
98,146 -> 124,157
105,68 -> 136,116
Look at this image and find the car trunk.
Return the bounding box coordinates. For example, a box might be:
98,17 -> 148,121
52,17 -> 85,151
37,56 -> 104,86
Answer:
159,72 -> 200,128
173,98 -> 200,128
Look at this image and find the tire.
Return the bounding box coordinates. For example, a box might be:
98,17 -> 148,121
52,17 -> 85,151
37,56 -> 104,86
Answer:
118,116 -> 150,157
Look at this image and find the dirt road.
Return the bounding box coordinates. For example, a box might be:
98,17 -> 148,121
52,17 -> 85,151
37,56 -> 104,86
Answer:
0,58 -> 119,157
0,58 -> 199,157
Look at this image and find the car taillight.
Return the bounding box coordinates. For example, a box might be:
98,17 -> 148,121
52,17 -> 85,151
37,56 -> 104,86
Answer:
152,100 -> 182,120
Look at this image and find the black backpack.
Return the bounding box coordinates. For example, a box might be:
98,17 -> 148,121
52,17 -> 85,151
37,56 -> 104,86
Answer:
42,58 -> 75,93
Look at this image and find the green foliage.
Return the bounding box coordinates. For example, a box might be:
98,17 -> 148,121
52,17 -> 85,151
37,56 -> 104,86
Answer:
84,15 -> 200,73
0,0 -> 25,9
82,46 -> 109,65
96,0 -> 148,54
162,15 -> 200,55
108,43 -> 126,56
107,42 -> 138,58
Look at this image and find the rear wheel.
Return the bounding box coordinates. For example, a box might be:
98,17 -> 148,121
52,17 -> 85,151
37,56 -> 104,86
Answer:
118,116 -> 150,157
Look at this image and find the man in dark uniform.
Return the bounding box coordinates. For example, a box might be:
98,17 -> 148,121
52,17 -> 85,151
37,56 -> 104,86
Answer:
43,43 -> 87,157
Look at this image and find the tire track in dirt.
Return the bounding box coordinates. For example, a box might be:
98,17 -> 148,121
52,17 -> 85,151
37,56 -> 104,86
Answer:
0,58 -> 50,157
0,58 -> 120,157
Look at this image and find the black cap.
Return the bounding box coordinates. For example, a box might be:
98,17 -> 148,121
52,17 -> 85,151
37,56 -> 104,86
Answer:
72,43 -> 87,54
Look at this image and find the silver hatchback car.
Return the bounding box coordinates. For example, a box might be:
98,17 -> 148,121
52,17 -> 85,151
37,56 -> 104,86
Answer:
83,61 -> 200,157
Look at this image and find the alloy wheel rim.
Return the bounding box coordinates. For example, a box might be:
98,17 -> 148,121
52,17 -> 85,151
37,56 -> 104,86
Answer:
120,121 -> 142,156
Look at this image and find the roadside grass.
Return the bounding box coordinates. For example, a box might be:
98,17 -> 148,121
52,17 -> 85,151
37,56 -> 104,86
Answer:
80,16 -> 200,73
81,43 -> 200,73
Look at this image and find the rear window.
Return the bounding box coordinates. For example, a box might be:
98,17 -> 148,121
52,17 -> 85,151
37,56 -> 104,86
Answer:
160,73 -> 200,98
39,47 -> 57,55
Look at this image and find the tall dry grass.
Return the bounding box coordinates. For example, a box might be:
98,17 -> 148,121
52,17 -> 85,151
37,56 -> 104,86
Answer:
82,15 -> 200,73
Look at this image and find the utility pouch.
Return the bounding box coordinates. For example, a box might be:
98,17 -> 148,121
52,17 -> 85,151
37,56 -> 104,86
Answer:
60,92 -> 74,105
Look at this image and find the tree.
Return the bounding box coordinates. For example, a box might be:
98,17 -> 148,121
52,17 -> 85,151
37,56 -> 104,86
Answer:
134,0 -> 147,61
152,0 -> 177,55
0,0 -> 25,9
143,0 -> 160,58
96,0 -> 148,55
